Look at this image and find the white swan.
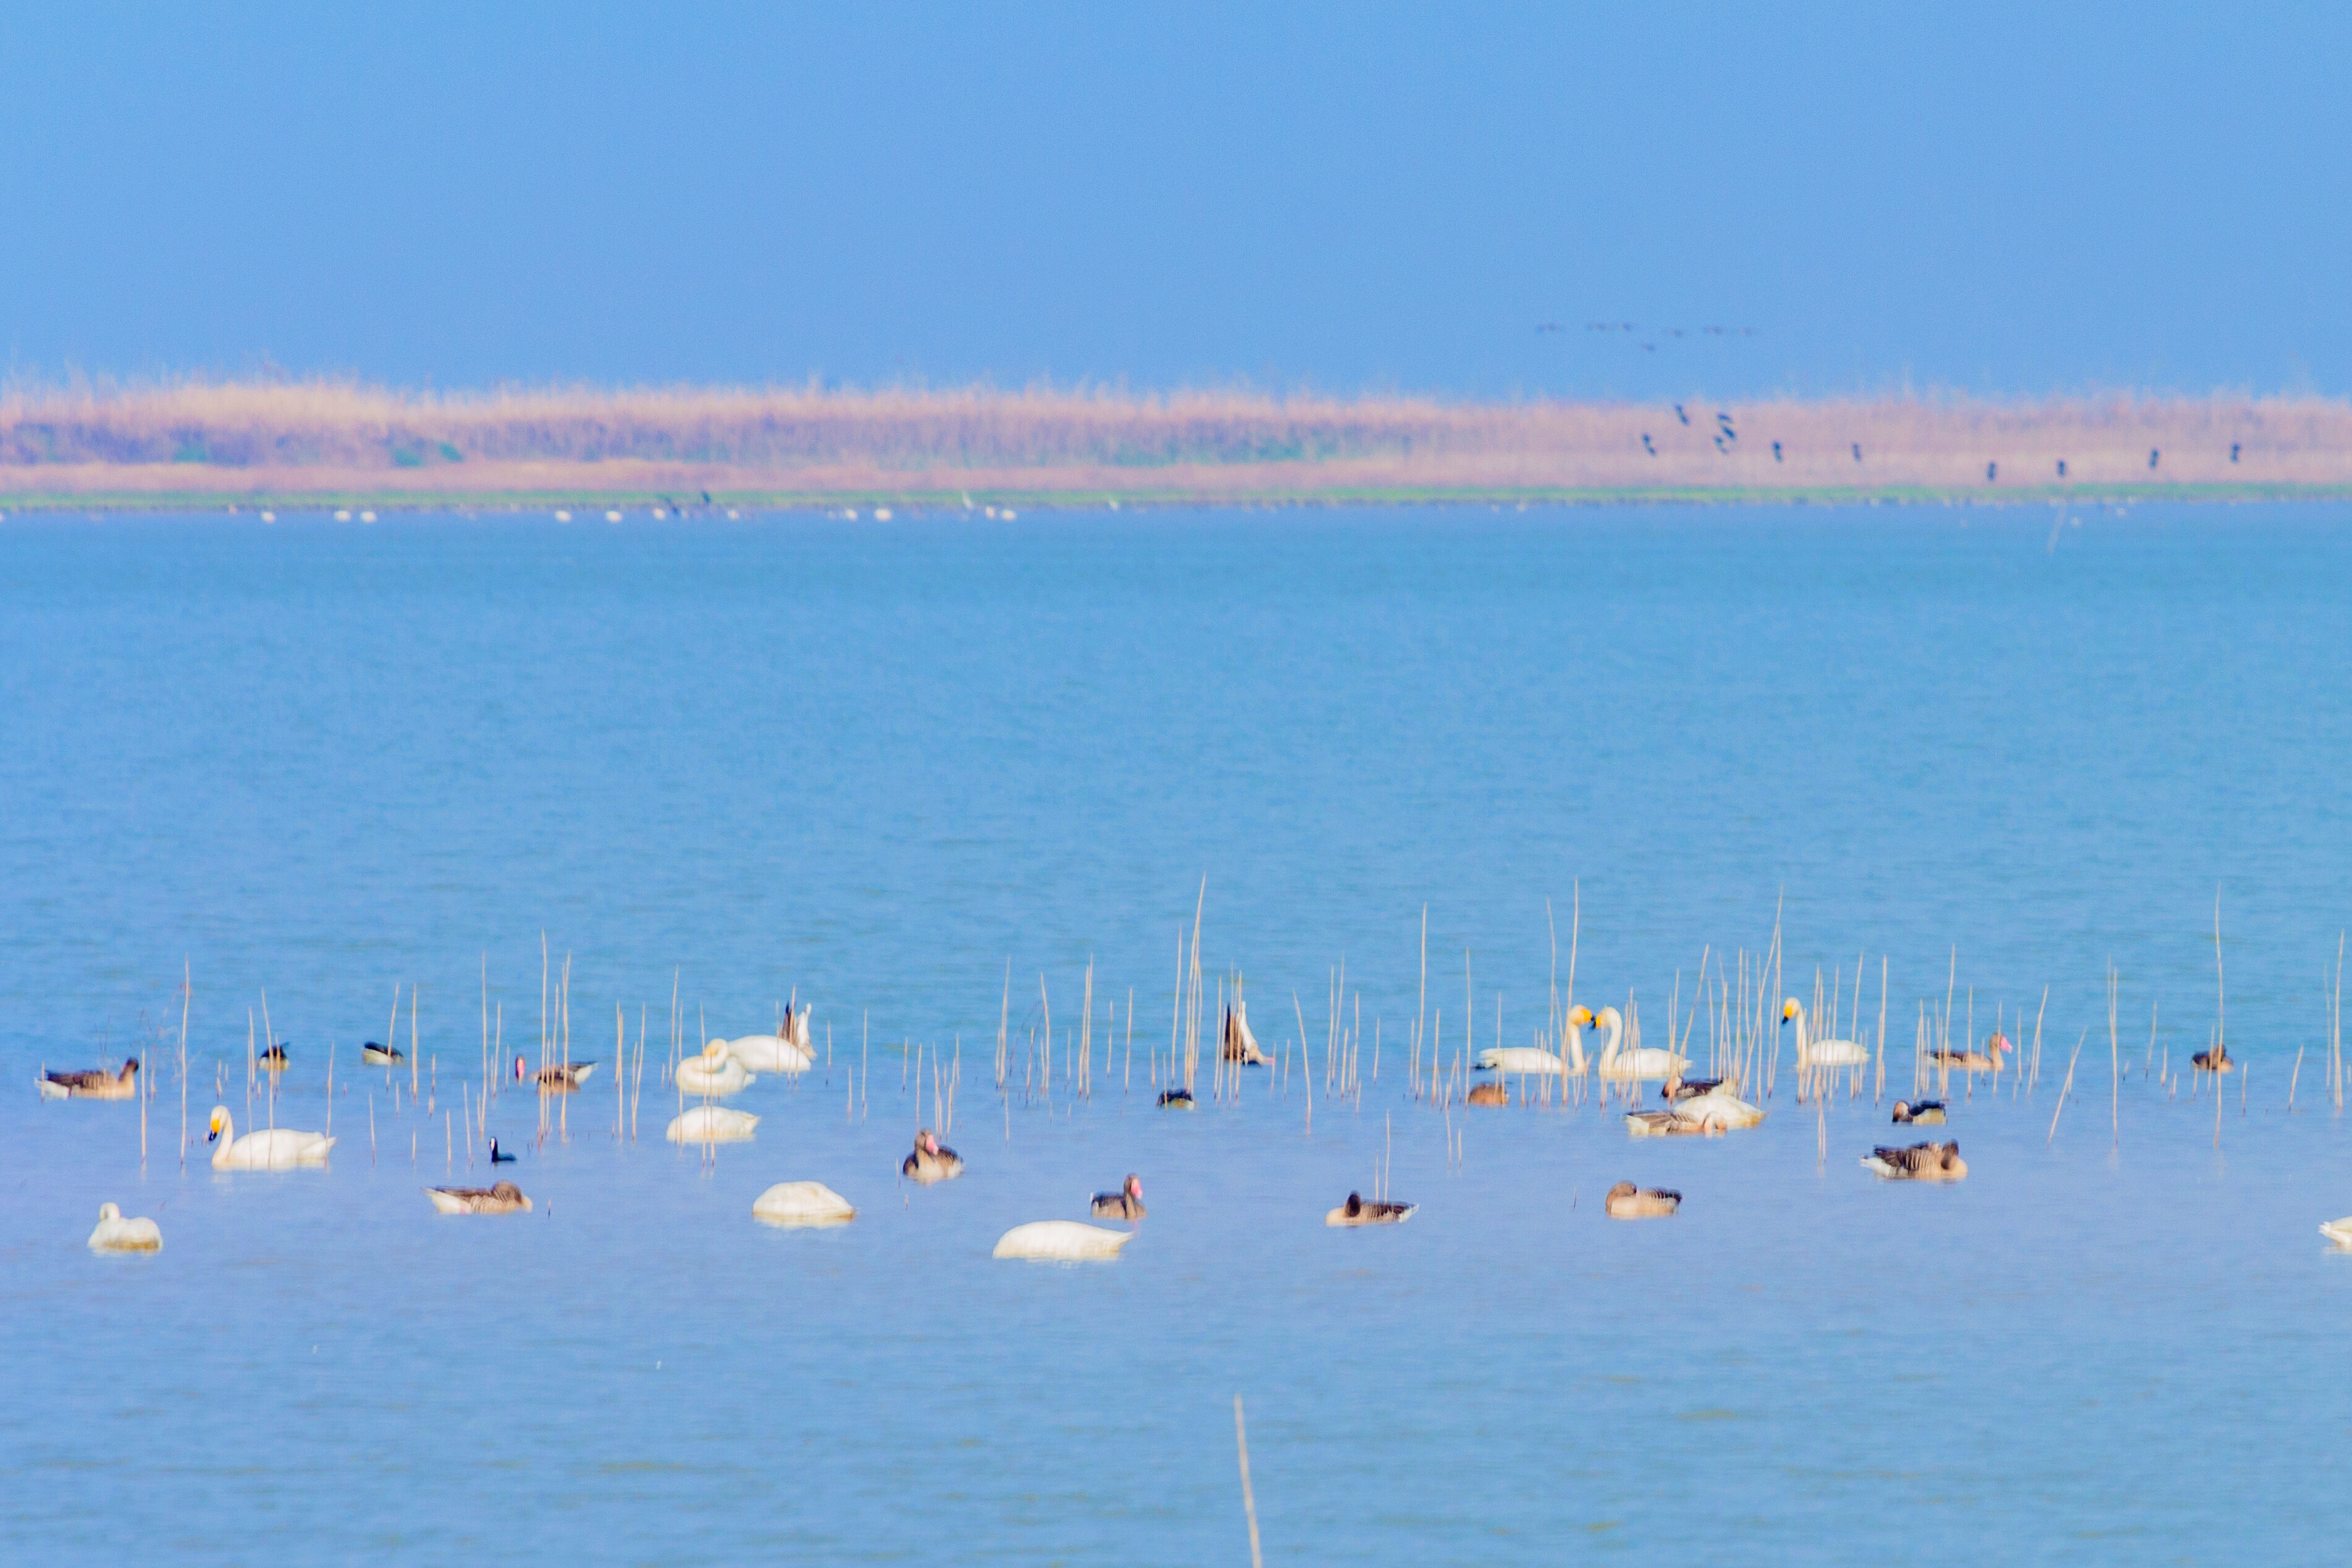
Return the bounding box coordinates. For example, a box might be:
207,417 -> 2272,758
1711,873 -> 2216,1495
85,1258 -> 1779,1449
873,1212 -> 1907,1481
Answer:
2322,1217 -> 2352,1248
1476,1005 -> 1590,1076
723,1033 -> 813,1075
752,1181 -> 856,1228
1669,1086 -> 1765,1130
1784,1000 -> 1870,1068
208,1106 -> 334,1170
676,1042 -> 754,1097
666,1106 -> 759,1143
992,1220 -> 1134,1260
1592,1005 -> 1688,1081
88,1202 -> 161,1251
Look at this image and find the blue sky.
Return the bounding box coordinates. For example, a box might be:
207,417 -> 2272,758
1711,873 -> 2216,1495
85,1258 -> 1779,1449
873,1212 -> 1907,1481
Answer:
1,3 -> 2344,399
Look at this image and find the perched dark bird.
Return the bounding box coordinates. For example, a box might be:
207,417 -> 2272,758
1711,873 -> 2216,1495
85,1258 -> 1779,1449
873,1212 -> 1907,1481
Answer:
2149,448 -> 2161,470
2231,442 -> 2242,463
1772,441 -> 1783,462
1987,462 -> 1998,482
1641,433 -> 1656,455
2056,460 -> 2068,478
1852,443 -> 1863,462
1674,404 -> 1690,425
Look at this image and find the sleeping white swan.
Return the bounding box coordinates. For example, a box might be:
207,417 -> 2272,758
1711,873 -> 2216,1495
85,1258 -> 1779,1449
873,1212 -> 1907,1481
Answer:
666,1105 -> 760,1143
88,1202 -> 162,1251
1592,1005 -> 1688,1081
723,1032 -> 813,1075
208,1106 -> 334,1170
1784,1000 -> 1870,1069
992,1220 -> 1134,1260
676,1041 -> 755,1097
1476,1006 -> 1590,1076
752,1181 -> 856,1228
2322,1217 -> 2352,1249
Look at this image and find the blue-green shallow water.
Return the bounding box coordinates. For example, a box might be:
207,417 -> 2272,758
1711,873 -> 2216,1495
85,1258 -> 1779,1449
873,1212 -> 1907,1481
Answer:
4,505 -> 2351,1564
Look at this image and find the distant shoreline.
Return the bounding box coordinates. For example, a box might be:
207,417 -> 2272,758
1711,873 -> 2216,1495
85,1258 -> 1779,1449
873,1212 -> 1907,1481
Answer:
4,380 -> 2347,511
2,482 -> 2348,515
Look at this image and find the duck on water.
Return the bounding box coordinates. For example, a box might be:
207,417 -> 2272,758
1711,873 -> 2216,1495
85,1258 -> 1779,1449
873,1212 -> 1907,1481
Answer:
903,1129 -> 964,1183
1091,1174 -> 1146,1220
40,1058 -> 139,1101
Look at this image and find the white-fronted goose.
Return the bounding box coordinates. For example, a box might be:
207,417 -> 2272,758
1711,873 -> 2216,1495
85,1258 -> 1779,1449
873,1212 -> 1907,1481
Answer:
1863,1140 -> 1967,1181
1603,1181 -> 1681,1218
902,1128 -> 964,1183
426,1180 -> 532,1214
1091,1174 -> 1146,1220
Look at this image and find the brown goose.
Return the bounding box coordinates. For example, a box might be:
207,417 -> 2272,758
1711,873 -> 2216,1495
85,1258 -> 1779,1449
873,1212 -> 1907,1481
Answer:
1929,1032 -> 2010,1072
1324,1191 -> 1415,1227
1466,1079 -> 1510,1106
1661,1074 -> 1725,1102
1624,1108 -> 1709,1137
1221,1002 -> 1271,1065
1091,1173 -> 1147,1220
41,1058 -> 141,1101
425,1180 -> 533,1214
902,1128 -> 964,1184
1603,1181 -> 1681,1218
1863,1140 -> 1967,1181
1892,1099 -> 1947,1125
514,1054 -> 597,1092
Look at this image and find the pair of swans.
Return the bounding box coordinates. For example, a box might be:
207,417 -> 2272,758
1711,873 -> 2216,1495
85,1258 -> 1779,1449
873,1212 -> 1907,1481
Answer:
1476,1005 -> 1690,1081
207,1106 -> 334,1170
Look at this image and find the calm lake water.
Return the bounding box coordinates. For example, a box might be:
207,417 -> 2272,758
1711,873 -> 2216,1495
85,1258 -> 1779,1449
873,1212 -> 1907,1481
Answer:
5,505 -> 2351,1565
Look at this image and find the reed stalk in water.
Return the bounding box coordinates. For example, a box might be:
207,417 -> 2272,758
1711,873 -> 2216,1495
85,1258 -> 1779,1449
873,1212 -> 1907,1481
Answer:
2048,1027 -> 2086,1144
1294,992 -> 1313,1133
179,960 -> 190,1169
1234,1395 -> 1264,1568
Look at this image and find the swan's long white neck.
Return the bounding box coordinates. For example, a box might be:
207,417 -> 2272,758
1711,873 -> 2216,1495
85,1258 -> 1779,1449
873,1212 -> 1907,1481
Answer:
1789,1005 -> 1810,1065
1595,1012 -> 1623,1065
1562,1018 -> 1585,1071
210,1111 -> 234,1169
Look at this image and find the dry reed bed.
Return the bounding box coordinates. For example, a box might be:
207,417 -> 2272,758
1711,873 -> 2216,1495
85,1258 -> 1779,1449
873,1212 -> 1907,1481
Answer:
4,380 -> 2351,501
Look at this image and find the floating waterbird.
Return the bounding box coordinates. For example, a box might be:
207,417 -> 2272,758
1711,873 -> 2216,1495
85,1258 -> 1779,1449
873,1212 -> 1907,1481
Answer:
1929,1033 -> 2010,1072
723,1007 -> 815,1073
1325,1192 -> 1415,1227
1863,1140 -> 1967,1181
88,1202 -> 162,1251
1783,1000 -> 1870,1069
903,1128 -> 964,1184
208,1106 -> 334,1170
1661,1073 -> 1724,1101
1667,1086 -> 1764,1130
488,1138 -> 516,1163
1892,1100 -> 1948,1124
40,1058 -> 140,1101
2321,1217 -> 2352,1248
1221,1001 -> 1271,1064
674,1042 -> 752,1096
1474,1002 -> 1581,1076
1090,1174 -> 1147,1220
257,1044 -> 290,1073
993,1220 -> 1134,1259
1157,1087 -> 1196,1109
516,1054 -> 598,1092
1603,1182 -> 1680,1218
752,1181 -> 856,1227
1466,1080 -> 1510,1106
2192,1042 -> 2232,1074
360,1041 -> 404,1067
1624,1109 -> 1708,1136
666,1106 -> 760,1143
1592,1005 -> 1687,1081
426,1181 -> 532,1214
